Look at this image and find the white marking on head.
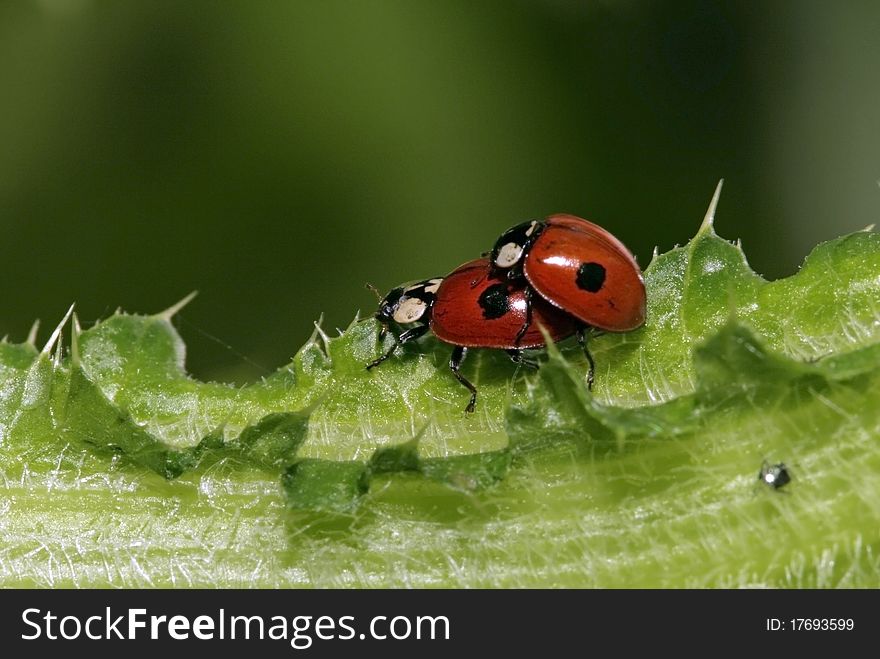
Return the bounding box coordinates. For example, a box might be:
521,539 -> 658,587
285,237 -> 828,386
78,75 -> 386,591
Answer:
424,278 -> 443,294
495,242 -> 523,268
524,220 -> 538,237
393,297 -> 427,324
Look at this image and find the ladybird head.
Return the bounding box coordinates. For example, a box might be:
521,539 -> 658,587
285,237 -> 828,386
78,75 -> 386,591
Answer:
373,278 -> 443,329
490,220 -> 544,271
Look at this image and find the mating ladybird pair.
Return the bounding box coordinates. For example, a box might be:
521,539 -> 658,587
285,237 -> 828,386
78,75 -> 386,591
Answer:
366,214 -> 647,412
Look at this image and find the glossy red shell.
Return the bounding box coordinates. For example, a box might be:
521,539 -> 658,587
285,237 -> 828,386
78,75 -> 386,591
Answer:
431,258 -> 577,349
523,214 -> 646,331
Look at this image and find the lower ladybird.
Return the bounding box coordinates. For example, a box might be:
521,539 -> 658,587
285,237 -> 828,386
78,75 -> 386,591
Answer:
366,257 -> 589,412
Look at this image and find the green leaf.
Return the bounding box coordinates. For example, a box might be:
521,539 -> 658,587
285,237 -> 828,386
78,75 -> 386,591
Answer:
232,412 -> 310,471
2,210 -> 879,587
420,451 -> 511,491
282,459 -> 369,515
593,223 -> 880,404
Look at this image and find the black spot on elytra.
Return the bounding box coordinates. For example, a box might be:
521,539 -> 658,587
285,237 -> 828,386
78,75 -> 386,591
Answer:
576,262 -> 606,293
477,283 -> 510,319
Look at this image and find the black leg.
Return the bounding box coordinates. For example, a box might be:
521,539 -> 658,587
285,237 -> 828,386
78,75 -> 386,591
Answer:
506,349 -> 539,370
366,336 -> 399,370
577,326 -> 595,390
514,285 -> 533,346
449,346 -> 478,413
366,324 -> 428,370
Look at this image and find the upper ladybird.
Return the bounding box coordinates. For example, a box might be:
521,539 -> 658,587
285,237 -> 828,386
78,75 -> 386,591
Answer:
489,214 -> 646,332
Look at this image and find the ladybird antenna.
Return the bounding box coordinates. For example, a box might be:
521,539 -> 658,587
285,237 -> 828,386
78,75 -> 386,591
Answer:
364,282 -> 383,302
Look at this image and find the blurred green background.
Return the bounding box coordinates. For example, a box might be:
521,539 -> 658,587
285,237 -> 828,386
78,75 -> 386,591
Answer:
2,0 -> 879,383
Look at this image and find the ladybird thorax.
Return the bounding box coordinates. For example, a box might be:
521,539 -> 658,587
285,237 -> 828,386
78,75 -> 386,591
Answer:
491,219 -> 545,270
376,278 -> 443,326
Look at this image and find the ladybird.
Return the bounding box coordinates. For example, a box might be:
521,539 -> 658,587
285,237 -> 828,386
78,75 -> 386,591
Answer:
366,258 -> 579,412
489,214 -> 647,383
758,461 -> 791,490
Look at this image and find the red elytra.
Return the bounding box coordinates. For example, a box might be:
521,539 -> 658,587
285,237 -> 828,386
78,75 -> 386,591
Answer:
430,258 -> 577,348
517,214 -> 646,331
